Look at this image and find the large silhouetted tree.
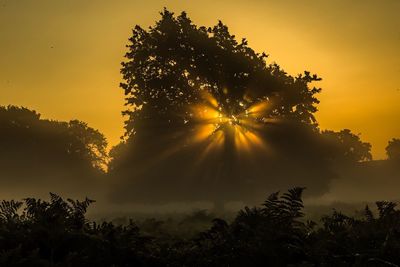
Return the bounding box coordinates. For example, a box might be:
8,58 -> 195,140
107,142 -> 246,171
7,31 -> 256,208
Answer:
120,9 -> 321,137
109,9 -> 359,204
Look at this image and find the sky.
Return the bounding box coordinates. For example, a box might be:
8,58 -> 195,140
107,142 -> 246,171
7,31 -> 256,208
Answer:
0,0 -> 399,159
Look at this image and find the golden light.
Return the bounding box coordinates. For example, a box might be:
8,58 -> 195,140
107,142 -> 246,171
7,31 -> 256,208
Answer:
189,91 -> 271,152
246,99 -> 270,116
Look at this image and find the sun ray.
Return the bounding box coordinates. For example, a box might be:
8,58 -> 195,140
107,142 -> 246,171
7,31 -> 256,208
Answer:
178,90 -> 277,164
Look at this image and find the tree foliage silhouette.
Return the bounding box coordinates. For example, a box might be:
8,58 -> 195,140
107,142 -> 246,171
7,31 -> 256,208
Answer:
322,129 -> 372,163
110,9 -> 352,204
386,138 -> 400,161
0,105 -> 107,196
121,9 -> 321,137
0,106 -> 107,170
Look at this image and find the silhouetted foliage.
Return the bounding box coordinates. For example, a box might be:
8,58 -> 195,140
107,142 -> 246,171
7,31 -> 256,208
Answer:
0,105 -> 107,197
322,129 -> 372,163
120,9 -> 321,136
0,106 -> 107,168
109,9 -> 354,204
386,138 -> 400,161
2,188 -> 400,266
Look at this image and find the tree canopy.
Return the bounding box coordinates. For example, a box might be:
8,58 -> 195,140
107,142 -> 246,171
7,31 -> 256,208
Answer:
0,105 -> 107,197
321,129 -> 372,163
386,138 -> 400,161
121,9 -> 321,138
110,9 -> 347,204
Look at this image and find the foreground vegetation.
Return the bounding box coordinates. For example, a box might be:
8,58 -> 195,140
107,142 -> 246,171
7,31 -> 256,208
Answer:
1,188 -> 400,266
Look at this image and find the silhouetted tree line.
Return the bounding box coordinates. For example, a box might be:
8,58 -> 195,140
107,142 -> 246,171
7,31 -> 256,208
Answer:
1,188 -> 400,266
0,106 -> 107,198
0,106 -> 107,171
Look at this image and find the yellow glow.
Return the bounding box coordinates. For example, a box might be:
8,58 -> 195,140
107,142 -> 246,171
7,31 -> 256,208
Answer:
195,130 -> 224,165
200,91 -> 219,110
234,127 -> 250,151
193,124 -> 217,143
189,91 -> 270,153
247,100 -> 270,116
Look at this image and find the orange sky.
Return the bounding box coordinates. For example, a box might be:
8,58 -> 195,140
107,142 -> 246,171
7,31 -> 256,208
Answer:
0,0 -> 399,159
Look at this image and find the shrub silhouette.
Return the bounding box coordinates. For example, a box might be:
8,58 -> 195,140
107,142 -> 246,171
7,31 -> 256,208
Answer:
1,188 -> 400,266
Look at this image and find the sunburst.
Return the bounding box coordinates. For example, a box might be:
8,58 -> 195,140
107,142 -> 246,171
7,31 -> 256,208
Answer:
189,91 -> 272,152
